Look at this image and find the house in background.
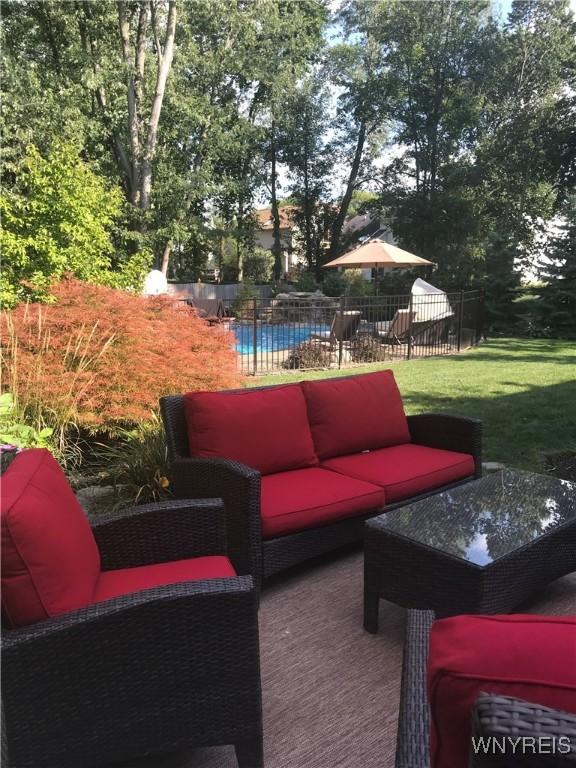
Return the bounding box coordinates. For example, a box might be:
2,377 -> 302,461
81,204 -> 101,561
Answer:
254,206 -> 397,281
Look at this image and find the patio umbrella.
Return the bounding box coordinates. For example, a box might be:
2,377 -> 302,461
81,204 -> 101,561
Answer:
323,239 -> 434,293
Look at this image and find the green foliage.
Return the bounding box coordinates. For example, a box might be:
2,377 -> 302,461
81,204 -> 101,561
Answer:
278,77 -> 333,271
269,280 -> 294,297
322,269 -> 374,298
321,271 -> 347,297
0,143 -> 149,307
2,0 -> 575,300
539,198 -> 576,337
347,190 -> 379,218
243,248 -> 275,283
230,281 -> 259,318
342,270 -> 374,297
88,415 -> 171,508
0,394 -> 54,450
482,234 -> 522,331
292,270 -> 319,292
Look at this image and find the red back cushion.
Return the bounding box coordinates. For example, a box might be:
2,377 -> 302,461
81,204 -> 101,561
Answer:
1,449 -> 101,627
184,384 -> 318,475
428,614 -> 576,768
301,370 -> 410,460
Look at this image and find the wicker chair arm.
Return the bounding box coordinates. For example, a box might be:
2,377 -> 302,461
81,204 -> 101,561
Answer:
2,577 -> 259,768
470,694 -> 576,767
91,497 -> 227,570
170,456 -> 262,585
2,575 -> 254,650
407,413 -> 482,477
395,610 -> 434,768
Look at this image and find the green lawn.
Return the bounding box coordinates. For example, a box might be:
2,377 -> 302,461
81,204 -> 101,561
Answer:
248,338 -> 576,473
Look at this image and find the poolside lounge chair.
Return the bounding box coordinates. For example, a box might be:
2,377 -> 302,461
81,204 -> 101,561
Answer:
310,310 -> 362,347
373,308 -> 416,345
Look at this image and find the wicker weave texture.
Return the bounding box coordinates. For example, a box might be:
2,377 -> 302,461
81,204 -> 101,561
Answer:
364,476 -> 576,631
2,500 -> 263,768
161,392 -> 482,583
394,610 -> 434,768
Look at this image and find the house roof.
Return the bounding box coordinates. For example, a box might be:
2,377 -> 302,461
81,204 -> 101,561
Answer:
255,206 -> 297,231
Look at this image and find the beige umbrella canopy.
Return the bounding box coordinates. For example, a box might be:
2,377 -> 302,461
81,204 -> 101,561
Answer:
324,239 -> 434,270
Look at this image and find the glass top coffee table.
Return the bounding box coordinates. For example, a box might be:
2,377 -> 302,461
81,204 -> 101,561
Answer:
363,469 -> 576,633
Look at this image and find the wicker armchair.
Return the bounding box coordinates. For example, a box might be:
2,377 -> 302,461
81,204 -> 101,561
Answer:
395,610 -> 576,768
2,498 -> 263,768
161,387 -> 482,585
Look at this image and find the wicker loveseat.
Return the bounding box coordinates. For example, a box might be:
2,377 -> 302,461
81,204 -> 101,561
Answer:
1,449 -> 263,768
396,611 -> 576,768
161,370 -> 482,584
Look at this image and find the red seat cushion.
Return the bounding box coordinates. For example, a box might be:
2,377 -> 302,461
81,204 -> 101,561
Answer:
321,443 -> 474,503
428,614 -> 576,768
94,556 -> 236,604
260,467 -> 385,539
1,449 -> 101,627
184,384 -> 318,475
301,370 -> 410,460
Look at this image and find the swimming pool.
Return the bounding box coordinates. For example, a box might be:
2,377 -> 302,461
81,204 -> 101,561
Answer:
232,323 -> 330,354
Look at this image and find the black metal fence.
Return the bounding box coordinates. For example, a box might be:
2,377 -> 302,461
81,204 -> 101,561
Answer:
224,290 -> 484,375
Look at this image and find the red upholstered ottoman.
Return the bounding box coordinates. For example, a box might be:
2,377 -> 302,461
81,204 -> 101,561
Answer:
427,614 -> 576,768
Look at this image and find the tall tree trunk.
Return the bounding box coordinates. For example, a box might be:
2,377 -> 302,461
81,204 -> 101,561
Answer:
237,194 -> 244,282
77,2 -> 133,200
328,121 -> 367,259
160,240 -> 173,276
118,0 -> 148,205
270,121 -> 283,281
303,134 -> 314,272
140,0 -> 177,211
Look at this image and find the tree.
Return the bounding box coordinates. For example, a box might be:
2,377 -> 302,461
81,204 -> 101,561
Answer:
280,77 -> 333,274
475,0 -> 576,276
373,0 -> 497,285
327,0 -> 390,260
254,1 -> 328,279
2,1 -> 183,272
539,198 -> 576,337
0,143 -> 147,308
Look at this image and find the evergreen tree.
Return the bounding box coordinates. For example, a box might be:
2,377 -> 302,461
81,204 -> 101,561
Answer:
539,198 -> 576,338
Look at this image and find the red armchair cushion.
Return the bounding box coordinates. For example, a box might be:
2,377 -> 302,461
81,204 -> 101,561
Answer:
260,467 -> 385,538
95,556 -> 236,603
301,370 -> 410,460
428,614 -> 576,768
184,384 -> 318,475
1,449 -> 101,627
322,443 -> 475,503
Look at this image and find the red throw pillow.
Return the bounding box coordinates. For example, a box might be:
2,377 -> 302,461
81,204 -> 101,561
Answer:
1,449 -> 101,627
301,370 -> 410,460
428,614 -> 576,768
184,384 -> 318,475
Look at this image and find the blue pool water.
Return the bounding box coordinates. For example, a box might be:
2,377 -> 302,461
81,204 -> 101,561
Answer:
233,323 -> 330,354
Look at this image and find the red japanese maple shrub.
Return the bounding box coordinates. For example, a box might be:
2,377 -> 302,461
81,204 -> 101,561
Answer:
2,278 -> 241,437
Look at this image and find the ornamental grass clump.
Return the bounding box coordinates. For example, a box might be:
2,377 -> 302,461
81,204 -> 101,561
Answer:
1,278 -> 241,464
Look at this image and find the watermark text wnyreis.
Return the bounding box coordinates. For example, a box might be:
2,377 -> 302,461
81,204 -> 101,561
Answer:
472,735 -> 572,756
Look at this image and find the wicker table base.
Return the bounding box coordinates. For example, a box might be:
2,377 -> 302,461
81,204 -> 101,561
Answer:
364,470 -> 576,633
